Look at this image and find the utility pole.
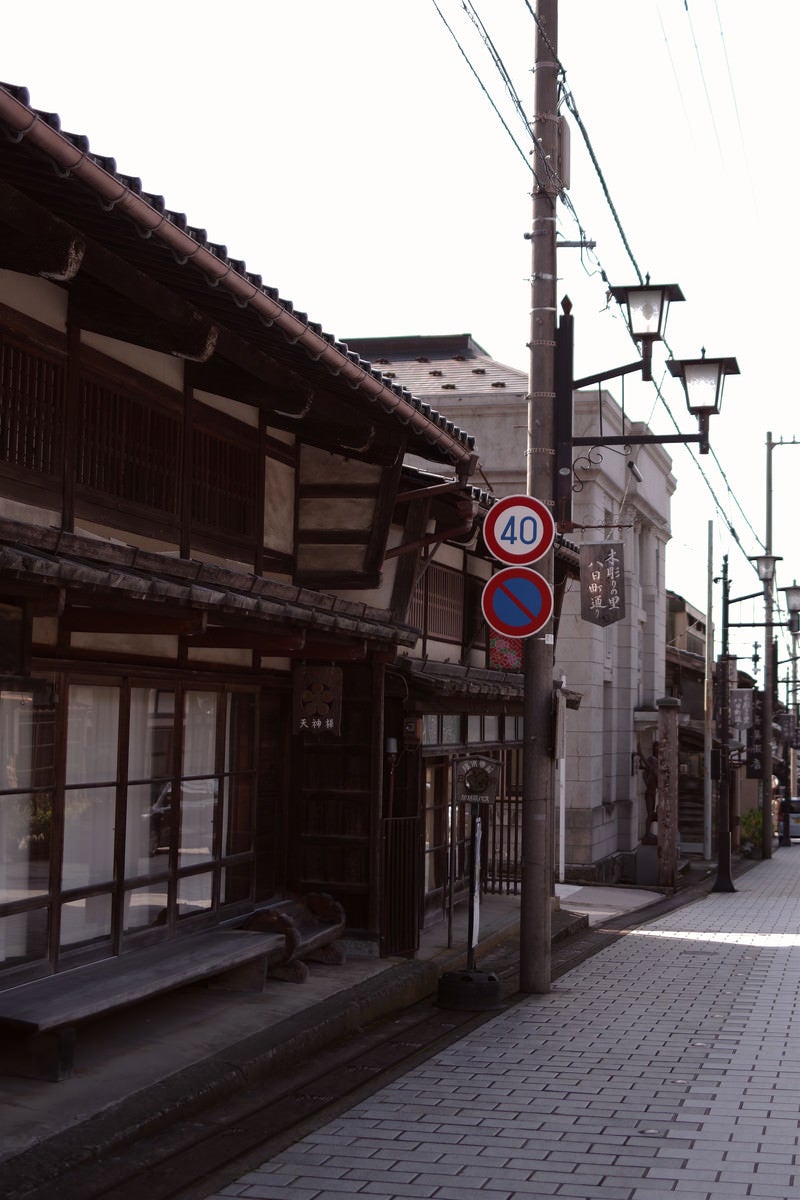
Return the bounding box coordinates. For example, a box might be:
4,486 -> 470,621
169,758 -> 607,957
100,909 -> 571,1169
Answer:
763,432 -> 775,859
520,0 -> 559,994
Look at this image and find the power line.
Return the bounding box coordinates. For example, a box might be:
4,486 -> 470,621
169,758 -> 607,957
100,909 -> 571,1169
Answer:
434,0 -> 761,584
429,0 -> 535,177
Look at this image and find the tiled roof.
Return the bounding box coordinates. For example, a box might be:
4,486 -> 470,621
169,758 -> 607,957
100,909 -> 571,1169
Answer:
0,83 -> 478,473
0,518 -> 418,647
345,334 -> 527,397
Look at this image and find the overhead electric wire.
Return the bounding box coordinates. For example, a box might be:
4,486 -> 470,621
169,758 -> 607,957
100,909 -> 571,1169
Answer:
430,0 -> 535,177
435,0 -> 761,592
682,0 -> 725,159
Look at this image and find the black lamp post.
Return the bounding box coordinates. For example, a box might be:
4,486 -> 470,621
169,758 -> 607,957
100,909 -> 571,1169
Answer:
556,290 -> 739,525
780,582 -> 800,843
751,553 -> 782,858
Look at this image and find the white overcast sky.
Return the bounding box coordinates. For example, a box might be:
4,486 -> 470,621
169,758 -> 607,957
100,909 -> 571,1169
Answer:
3,0 -> 798,677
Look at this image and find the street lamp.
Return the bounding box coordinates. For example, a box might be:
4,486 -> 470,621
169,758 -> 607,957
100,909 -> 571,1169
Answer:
609,278 -> 685,381
556,295 -> 739,524
666,349 -> 740,455
780,581 -> 800,844
751,553 -> 782,858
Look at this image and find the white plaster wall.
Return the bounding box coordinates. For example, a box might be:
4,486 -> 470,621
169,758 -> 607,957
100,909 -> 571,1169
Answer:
0,271 -> 67,330
433,384 -> 675,870
80,331 -> 183,392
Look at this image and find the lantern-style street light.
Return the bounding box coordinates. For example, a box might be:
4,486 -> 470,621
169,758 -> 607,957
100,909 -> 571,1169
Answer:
780,581 -> 800,845
609,278 -> 685,381
751,553 -> 782,858
667,349 -> 740,454
556,288 -> 739,524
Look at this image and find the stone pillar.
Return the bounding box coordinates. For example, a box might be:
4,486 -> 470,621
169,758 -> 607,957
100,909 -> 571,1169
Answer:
657,697 -> 681,888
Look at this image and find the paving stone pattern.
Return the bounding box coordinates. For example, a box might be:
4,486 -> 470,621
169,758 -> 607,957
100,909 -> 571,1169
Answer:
207,856 -> 800,1200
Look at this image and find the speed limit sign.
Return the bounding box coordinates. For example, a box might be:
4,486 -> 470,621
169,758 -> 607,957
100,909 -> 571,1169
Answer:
482,494 -> 555,566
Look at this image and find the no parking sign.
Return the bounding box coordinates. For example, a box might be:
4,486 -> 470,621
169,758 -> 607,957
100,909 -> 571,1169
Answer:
481,566 -> 553,639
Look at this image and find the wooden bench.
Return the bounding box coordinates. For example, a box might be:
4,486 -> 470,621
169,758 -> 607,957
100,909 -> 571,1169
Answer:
0,928 -> 284,1081
242,892 -> 346,983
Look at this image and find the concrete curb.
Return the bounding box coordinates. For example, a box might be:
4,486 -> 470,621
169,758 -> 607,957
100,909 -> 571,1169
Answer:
0,957 -> 442,1195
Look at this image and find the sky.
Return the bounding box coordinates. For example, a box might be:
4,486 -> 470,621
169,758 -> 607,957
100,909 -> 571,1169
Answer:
3,0 -> 798,682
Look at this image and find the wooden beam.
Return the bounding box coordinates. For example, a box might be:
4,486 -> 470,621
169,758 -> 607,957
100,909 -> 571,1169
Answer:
302,640 -> 368,661
0,178 -> 85,281
62,608 -> 207,636
185,626 -> 306,653
0,180 -> 218,360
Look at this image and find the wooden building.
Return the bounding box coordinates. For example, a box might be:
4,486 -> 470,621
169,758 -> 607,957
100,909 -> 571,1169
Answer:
0,82 -> 500,992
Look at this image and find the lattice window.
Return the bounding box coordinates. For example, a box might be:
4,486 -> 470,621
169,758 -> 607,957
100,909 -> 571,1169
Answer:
191,426 -> 258,539
411,562 -> 464,644
78,373 -> 181,515
0,333 -> 64,476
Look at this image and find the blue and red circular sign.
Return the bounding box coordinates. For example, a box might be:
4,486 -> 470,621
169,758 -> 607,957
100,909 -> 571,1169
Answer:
483,494 -> 555,566
481,566 -> 554,639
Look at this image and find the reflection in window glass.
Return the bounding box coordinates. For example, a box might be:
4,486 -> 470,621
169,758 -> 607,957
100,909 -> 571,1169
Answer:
123,882 -> 169,932
177,871 -> 212,918
484,715 -> 499,742
0,793 -> 51,902
178,780 -> 217,868
441,714 -> 461,744
66,686 -> 119,784
422,714 -> 438,745
62,786 -> 115,888
125,782 -> 166,877
1,690 -> 55,792
129,687 -> 173,782
0,908 -> 48,967
467,715 -> 481,743
182,692 -> 217,777
60,893 -> 111,949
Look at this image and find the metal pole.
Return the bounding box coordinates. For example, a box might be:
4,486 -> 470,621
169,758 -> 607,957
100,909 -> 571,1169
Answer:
704,520 -> 713,861
466,802 -> 478,971
712,656 -> 736,892
656,697 -> 680,888
763,576 -> 774,857
520,0 -> 559,995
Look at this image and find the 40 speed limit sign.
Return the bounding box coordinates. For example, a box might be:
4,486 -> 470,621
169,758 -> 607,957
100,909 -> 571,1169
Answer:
482,494 -> 555,566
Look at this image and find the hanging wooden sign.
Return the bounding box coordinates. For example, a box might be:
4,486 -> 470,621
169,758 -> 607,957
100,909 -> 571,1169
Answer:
580,543 -> 625,626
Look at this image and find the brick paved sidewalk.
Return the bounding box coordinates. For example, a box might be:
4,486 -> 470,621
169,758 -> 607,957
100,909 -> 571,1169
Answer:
206,851 -> 800,1200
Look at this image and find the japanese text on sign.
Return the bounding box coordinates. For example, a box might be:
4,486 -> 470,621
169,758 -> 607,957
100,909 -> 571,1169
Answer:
579,543 -> 626,627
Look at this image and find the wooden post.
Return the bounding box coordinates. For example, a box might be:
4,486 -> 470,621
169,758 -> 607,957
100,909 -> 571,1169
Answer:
657,697 -> 681,888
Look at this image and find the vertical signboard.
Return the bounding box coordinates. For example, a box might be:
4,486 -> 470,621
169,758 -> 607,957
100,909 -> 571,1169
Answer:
579,543 -> 625,626
293,664 -> 343,736
746,690 -> 764,779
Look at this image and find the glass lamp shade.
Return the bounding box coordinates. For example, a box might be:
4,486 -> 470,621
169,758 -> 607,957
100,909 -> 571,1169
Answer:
781,583 -> 800,614
681,359 -> 724,414
667,353 -> 740,416
610,281 -> 684,343
750,554 -> 782,583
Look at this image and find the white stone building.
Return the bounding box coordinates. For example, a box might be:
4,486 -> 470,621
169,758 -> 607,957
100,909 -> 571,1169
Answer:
348,334 -> 675,878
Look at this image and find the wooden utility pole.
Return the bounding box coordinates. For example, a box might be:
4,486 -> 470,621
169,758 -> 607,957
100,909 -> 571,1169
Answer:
520,0 -> 560,994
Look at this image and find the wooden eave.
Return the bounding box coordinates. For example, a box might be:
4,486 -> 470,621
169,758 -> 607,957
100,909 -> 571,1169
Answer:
0,519 -> 419,654
0,89 -> 478,474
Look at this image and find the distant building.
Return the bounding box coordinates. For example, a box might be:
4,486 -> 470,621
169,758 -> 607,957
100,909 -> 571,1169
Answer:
348,334 -> 676,880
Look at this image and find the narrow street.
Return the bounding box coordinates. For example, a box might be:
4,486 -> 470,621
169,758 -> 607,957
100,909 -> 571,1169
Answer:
196,853 -> 799,1200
